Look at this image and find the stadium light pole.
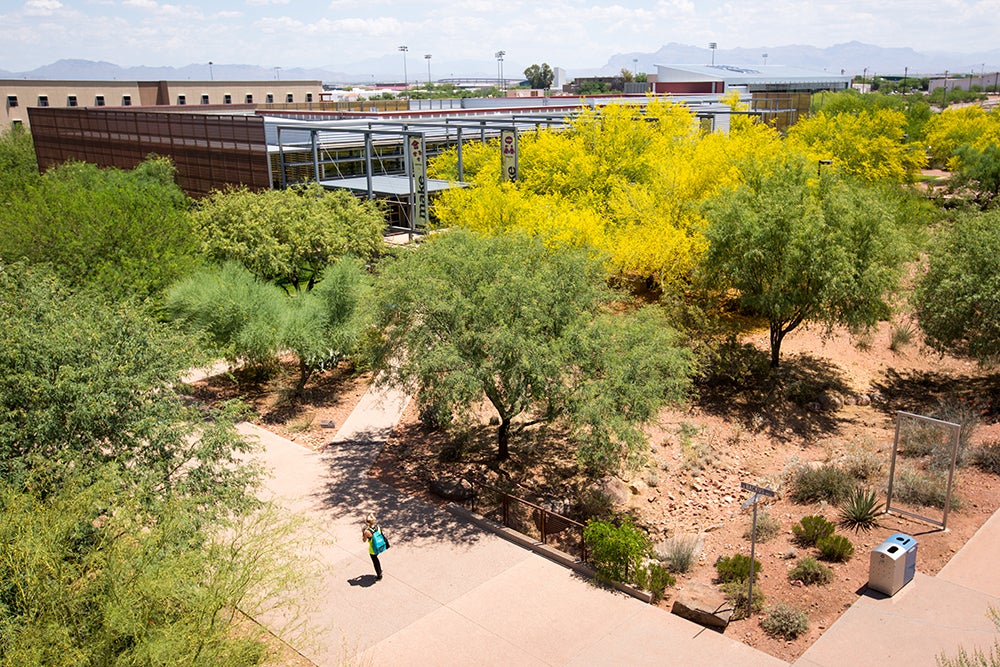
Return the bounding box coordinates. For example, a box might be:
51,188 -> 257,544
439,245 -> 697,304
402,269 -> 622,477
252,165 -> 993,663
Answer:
425,54 -> 432,88
399,45 -> 408,94
709,42 -> 717,66
495,50 -> 505,93
208,61 -> 214,81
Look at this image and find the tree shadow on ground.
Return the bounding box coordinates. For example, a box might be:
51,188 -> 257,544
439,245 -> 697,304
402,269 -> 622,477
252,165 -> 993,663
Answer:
314,430 -> 486,547
872,369 -> 1000,422
694,342 -> 853,442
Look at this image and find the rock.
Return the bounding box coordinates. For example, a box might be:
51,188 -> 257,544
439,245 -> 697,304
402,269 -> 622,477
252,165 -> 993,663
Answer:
428,477 -> 474,502
629,480 -> 647,495
783,548 -> 798,560
856,394 -> 871,406
671,583 -> 733,630
598,476 -> 631,506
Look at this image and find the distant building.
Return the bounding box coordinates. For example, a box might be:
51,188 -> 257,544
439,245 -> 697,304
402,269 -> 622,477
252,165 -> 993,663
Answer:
928,72 -> 1000,93
1,79 -> 322,132
653,64 -> 850,129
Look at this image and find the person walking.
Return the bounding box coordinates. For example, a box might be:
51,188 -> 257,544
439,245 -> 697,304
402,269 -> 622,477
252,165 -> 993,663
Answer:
363,513 -> 388,581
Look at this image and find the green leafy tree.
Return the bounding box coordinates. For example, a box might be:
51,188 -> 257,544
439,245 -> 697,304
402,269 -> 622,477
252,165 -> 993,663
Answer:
367,229 -> 692,468
583,518 -> 651,584
166,259 -> 368,394
0,124 -> 38,198
700,153 -> 908,367
915,209 -> 1000,363
0,262 -> 257,506
952,144 -> 1000,209
0,157 -> 197,300
523,62 -> 554,89
192,183 -> 386,293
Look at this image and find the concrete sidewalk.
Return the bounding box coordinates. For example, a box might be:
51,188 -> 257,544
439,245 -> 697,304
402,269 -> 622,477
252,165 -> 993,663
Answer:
243,383 -> 784,666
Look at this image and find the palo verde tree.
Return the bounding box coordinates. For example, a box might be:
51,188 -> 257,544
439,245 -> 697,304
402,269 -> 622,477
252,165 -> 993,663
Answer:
700,152 -> 909,368
165,258 -> 369,395
915,208 -> 1000,364
0,157 -> 198,300
192,183 -> 386,293
367,229 -> 693,470
523,63 -> 554,89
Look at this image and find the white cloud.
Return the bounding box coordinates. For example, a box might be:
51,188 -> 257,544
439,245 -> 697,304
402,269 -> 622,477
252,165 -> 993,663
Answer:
23,0 -> 64,16
122,0 -> 157,8
247,0 -> 289,5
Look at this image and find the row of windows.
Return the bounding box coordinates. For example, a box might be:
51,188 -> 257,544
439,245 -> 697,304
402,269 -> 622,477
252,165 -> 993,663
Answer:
8,92 -> 313,109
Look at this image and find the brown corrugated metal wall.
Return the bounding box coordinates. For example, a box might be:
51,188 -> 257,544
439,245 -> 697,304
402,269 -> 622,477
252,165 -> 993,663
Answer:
27,107 -> 270,198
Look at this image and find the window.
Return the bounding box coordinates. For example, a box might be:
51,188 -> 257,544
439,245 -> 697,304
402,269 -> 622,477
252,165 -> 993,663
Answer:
122,95 -> 132,106
11,119 -> 23,128
177,95 -> 186,105
67,95 -> 78,107
95,95 -> 105,106
6,95 -> 18,107
38,95 -> 49,107
285,93 -> 294,103
305,93 -> 313,102
223,94 -> 232,104
245,93 -> 253,104
266,93 -> 274,103
201,94 -> 209,105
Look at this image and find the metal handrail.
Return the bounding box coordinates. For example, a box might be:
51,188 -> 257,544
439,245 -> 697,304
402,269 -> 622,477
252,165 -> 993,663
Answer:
463,477 -> 587,563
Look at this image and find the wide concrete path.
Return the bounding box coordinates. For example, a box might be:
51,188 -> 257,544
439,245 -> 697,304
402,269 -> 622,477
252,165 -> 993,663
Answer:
241,383 -> 785,666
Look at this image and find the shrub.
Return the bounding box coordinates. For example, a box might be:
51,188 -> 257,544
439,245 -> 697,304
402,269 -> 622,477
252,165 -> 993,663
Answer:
744,511 -> 782,543
791,464 -> 855,504
761,602 -> 810,640
973,442 -> 1000,475
659,534 -> 701,574
892,465 -> 957,509
721,580 -> 765,620
839,487 -> 884,533
840,446 -> 886,482
715,553 -> 762,584
792,515 -> 836,547
788,557 -> 833,585
636,562 -> 676,603
583,519 -> 651,585
817,534 -> 855,562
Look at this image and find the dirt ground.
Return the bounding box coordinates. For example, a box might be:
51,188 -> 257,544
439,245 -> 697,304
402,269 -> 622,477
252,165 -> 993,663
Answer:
192,320 -> 1000,664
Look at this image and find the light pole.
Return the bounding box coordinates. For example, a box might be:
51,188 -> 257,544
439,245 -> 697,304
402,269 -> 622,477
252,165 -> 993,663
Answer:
208,61 -> 214,81
425,54 -> 432,88
398,45 -> 408,92
862,67 -> 867,90
495,50 -> 505,93
762,53 -> 768,66
709,42 -> 717,66
633,58 -> 638,77
274,66 -> 281,80
903,66 -> 908,93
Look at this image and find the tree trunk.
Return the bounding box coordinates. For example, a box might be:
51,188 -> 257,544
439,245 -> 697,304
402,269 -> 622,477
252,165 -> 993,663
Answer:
497,418 -> 511,461
769,323 -> 784,368
294,358 -> 313,397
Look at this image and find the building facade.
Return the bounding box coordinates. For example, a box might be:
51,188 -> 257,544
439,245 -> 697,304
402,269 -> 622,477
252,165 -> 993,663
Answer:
2,79 -> 322,132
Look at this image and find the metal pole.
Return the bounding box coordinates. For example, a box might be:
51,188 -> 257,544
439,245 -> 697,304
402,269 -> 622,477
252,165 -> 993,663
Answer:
747,499 -> 758,618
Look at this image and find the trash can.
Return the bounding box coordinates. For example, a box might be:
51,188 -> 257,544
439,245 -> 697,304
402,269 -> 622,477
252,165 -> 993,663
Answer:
868,533 -> 917,596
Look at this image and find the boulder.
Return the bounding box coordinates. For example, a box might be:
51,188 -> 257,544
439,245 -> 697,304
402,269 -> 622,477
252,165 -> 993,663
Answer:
671,583 -> 733,630
598,476 -> 631,506
429,477 -> 474,502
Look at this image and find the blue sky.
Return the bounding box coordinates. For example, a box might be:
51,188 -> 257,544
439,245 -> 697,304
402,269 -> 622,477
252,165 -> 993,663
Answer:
1,0 -> 998,73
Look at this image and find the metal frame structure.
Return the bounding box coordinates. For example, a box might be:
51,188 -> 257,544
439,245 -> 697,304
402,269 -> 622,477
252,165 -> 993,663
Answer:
886,410 -> 962,530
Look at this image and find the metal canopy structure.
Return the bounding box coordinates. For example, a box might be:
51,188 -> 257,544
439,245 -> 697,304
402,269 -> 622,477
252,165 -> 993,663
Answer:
268,112 -> 578,232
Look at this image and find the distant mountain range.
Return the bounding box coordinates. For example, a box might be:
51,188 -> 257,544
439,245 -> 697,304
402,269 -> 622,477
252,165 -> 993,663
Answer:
2,42 -> 998,85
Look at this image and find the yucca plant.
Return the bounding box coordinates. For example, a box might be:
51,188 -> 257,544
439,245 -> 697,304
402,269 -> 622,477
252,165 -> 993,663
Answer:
839,486 -> 884,533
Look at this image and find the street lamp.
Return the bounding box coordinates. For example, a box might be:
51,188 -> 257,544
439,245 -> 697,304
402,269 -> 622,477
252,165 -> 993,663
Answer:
208,61 -> 214,81
425,54 -> 432,88
632,58 -> 638,76
274,66 -> 281,80
398,45 -> 408,91
495,50 -> 505,93
762,53 -> 768,66
709,42 -> 717,66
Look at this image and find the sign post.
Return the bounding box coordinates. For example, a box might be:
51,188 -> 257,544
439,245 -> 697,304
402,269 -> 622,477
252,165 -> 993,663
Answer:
500,129 -> 518,182
740,482 -> 775,618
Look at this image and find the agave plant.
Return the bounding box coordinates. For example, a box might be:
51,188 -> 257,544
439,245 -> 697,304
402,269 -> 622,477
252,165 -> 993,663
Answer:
839,486 -> 884,533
